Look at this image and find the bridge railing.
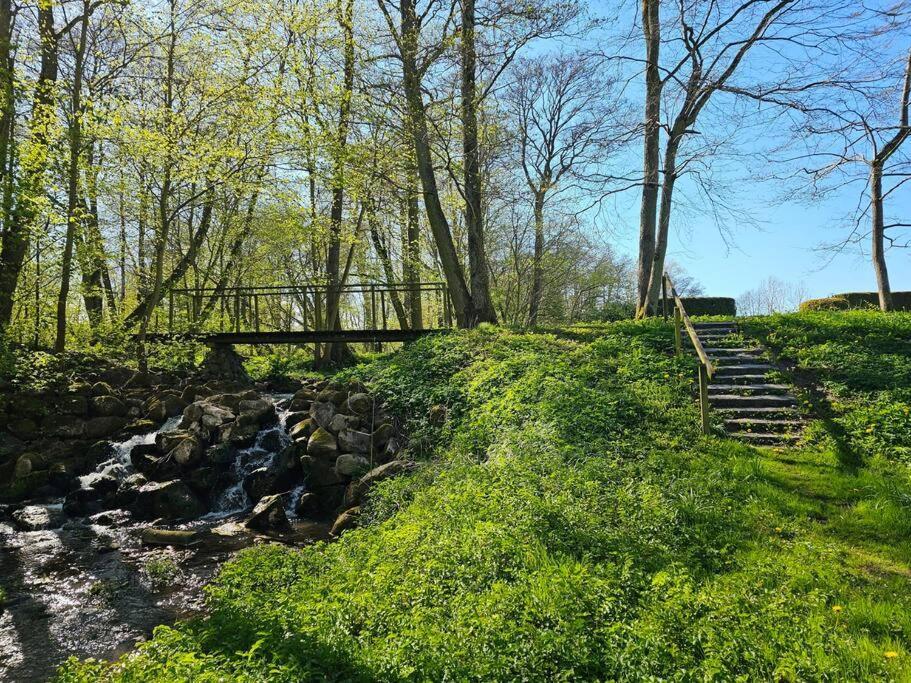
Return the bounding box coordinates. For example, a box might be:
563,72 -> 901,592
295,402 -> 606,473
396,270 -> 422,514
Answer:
150,281 -> 453,336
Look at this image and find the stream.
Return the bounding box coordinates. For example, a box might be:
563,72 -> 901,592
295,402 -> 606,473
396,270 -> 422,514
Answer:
0,394 -> 328,682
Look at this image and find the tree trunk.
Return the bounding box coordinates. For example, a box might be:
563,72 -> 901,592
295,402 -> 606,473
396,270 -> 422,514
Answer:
870,163 -> 892,312
460,0 -> 496,324
319,0 -> 356,368
0,1 -> 57,329
0,0 -> 13,214
528,189 -> 545,326
636,0 -> 661,318
55,2 -> 90,351
402,166 -> 423,329
400,0 -> 474,327
126,189 -> 214,328
642,134 -> 681,315
369,209 -> 409,329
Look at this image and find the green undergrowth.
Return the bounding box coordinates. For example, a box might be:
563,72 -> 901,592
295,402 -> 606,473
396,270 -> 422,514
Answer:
59,316 -> 911,681
742,311 -> 911,465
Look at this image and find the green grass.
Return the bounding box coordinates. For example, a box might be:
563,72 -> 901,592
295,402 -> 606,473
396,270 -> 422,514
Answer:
58,314 -> 911,681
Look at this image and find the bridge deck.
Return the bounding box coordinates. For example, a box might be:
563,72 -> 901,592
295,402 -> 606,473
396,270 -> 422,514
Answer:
140,329 -> 442,345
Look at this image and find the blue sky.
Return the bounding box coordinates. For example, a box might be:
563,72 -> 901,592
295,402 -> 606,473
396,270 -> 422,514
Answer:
638,187 -> 910,301
571,0 -> 911,303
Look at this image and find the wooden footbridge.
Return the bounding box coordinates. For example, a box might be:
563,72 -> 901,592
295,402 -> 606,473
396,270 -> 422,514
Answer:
141,281 -> 454,345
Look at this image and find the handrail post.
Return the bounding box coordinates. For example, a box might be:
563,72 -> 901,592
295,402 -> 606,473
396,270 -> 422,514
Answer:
234,291 -> 241,333
254,294 -> 260,333
673,307 -> 682,357
698,365 -> 711,435
661,276 -> 668,322
168,291 -> 175,333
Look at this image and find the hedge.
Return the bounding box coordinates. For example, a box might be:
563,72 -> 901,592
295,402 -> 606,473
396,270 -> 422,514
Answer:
799,291 -> 911,312
661,297 -> 737,317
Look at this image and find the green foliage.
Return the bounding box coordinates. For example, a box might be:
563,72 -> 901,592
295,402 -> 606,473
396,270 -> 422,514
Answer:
142,557 -> 181,592
800,292 -> 911,312
59,318 -> 911,681
743,311 -> 911,462
243,348 -> 318,383
800,295 -> 851,312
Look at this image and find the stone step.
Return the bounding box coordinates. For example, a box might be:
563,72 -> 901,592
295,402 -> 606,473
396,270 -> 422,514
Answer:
716,406 -> 801,419
724,418 -> 803,433
706,347 -> 762,356
730,431 -> 801,446
694,322 -> 736,329
712,374 -> 773,385
709,384 -> 791,395
714,364 -> 776,376
709,394 -> 797,408
698,331 -> 737,338
712,355 -> 774,366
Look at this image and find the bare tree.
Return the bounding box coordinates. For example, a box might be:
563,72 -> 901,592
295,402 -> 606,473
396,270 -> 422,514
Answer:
738,276 -> 807,314
506,52 -> 629,325
633,0 -> 843,317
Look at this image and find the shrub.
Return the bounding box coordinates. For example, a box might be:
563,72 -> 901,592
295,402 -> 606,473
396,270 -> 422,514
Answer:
800,292 -> 911,312
661,297 -> 736,316
800,296 -> 851,312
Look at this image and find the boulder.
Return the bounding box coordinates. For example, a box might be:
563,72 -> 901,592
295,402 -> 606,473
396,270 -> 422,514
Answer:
338,428 -> 372,455
122,419 -> 157,436
113,473 -> 147,507
139,527 -> 200,546
205,443 -> 237,466
7,417 -> 38,440
346,393 -> 373,416
330,506 -> 361,537
0,431 -> 24,461
45,415 -> 85,439
328,413 -> 360,434
345,460 -> 417,507
84,416 -> 129,439
243,467 -> 278,504
156,430 -> 192,453
289,418 -> 315,441
269,444 -> 303,490
180,401 -> 235,431
12,505 -> 64,531
335,454 -> 370,477
216,421 -> 259,447
307,428 -> 338,459
372,422 -> 395,447
285,411 -> 309,429
59,395 -> 89,416
133,480 -> 206,520
161,395 -> 188,418
187,466 -> 218,496
293,388 -> 317,403
91,381 -> 113,396
237,398 -> 275,427
244,493 -> 289,532
168,435 -> 203,467
308,401 -> 336,430
90,395 -> 128,417
295,491 -> 319,517
259,428 -> 285,453
99,366 -> 134,388
299,455 -> 344,489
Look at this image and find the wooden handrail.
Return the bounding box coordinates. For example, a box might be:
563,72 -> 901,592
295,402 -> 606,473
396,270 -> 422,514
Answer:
664,273 -> 715,435
664,274 -> 715,378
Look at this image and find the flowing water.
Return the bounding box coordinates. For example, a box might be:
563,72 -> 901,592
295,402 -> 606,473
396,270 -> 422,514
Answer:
0,395 -> 327,682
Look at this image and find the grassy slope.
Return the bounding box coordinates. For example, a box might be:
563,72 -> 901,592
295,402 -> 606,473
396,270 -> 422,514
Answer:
60,315 -> 911,681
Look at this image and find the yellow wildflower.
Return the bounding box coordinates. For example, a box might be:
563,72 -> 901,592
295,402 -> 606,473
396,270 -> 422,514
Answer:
884,651 -> 899,659
832,605 -> 842,614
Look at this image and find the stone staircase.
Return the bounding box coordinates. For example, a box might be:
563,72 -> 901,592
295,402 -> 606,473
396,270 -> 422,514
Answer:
695,321 -> 803,446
